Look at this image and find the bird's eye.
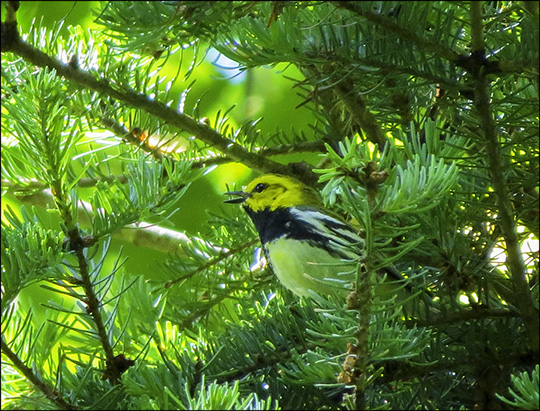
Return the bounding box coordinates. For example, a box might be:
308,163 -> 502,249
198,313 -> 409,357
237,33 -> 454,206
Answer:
253,183 -> 266,193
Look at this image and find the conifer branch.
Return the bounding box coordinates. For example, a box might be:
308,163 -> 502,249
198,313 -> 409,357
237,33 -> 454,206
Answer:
68,226 -> 118,376
470,2 -> 485,52
1,338 -> 77,410
377,351 -> 536,384
469,1 -> 539,352
2,176 -> 129,192
350,265 -> 371,410
100,116 -> 327,170
15,190 -> 201,256
258,140 -> 328,156
51,177 -> 120,381
213,340 -> 318,385
3,35 -> 290,176
332,1 -> 537,77
411,307 -> 521,327
347,196 -> 376,410
332,1 -> 460,62
298,65 -> 390,151
164,238 -> 258,288
174,276 -> 271,331
333,77 -> 388,153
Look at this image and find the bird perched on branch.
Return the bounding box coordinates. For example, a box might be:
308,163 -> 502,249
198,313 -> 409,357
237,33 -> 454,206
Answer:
225,173 -> 405,300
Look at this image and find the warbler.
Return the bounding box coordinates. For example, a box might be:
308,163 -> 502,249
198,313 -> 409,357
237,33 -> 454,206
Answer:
225,173 -> 403,299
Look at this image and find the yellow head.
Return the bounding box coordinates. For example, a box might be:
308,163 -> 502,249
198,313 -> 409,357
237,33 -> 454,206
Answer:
225,174 -> 322,212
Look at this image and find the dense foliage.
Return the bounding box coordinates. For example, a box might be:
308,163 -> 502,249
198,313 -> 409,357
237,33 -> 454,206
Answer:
1,1 -> 538,410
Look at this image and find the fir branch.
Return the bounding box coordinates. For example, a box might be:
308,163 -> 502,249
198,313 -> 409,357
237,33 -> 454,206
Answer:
258,140 -> 328,157
213,340 -> 318,385
101,117 -> 327,170
1,337 -> 77,410
296,67 -> 366,147
303,47 -> 465,89
2,176 -> 128,192
3,35 -> 290,176
349,265 -> 371,410
298,63 -> 410,156
189,138 -> 326,170
15,190 -> 201,256
469,1 -> 539,352
345,197 -> 375,409
411,307 -> 521,327
67,225 -> 118,380
16,72 -> 124,382
332,1 -> 460,62
174,294 -> 232,332
164,238 -> 258,289
377,351 -> 536,384
2,3 -> 538,409
173,278 -> 271,332
470,2 -> 485,52
53,168 -> 119,382
333,77 -> 388,153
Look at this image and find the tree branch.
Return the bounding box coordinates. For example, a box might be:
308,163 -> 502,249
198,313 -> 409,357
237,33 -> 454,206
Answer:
469,1 -> 539,352
164,238 -> 258,288
332,1 -> 460,62
411,307 -> 521,327
377,351 -> 536,384
3,35 -> 289,176
1,337 -> 77,410
14,189 -> 209,256
1,176 -> 129,192
334,77 -> 388,153
68,226 -> 119,378
100,116 -> 327,169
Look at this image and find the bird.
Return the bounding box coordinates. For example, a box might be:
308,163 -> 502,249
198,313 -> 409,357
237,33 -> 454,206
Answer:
224,173 -> 405,300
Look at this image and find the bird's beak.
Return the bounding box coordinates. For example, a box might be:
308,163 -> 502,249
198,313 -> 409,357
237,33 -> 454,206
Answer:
224,190 -> 249,204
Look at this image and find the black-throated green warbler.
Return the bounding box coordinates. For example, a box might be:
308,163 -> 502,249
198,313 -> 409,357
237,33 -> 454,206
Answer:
225,174 -> 402,299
